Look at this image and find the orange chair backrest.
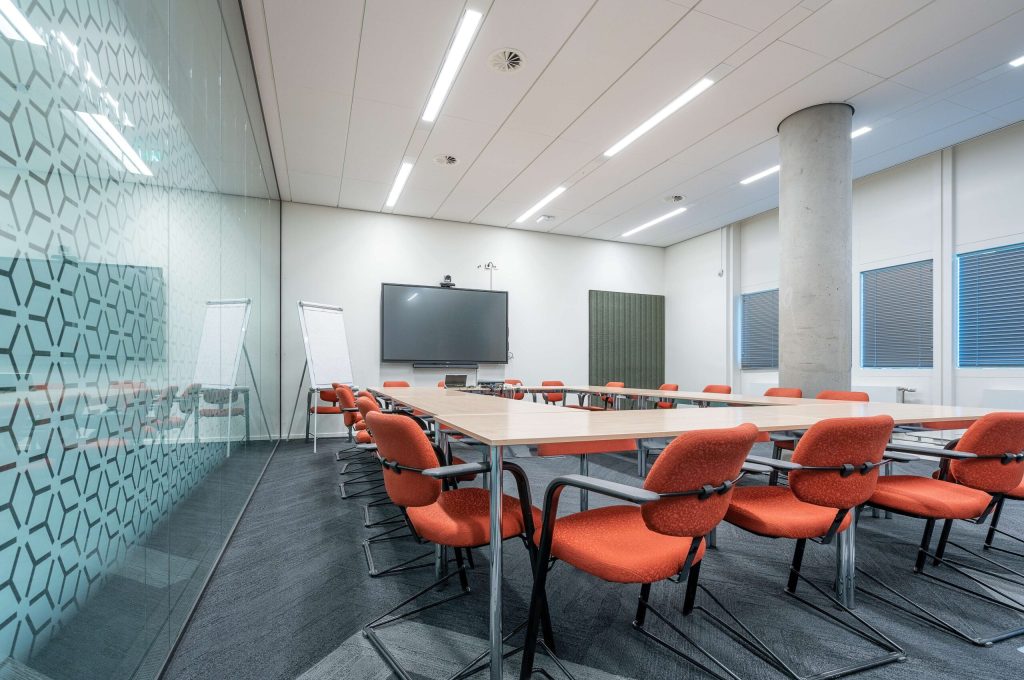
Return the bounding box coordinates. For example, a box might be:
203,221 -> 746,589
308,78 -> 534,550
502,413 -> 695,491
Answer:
790,416 -> 894,509
366,411 -> 442,508
642,423 -> 758,537
335,384 -> 357,409
319,389 -> 339,403
437,380 -> 445,388
601,381 -> 625,403
541,380 -> 564,402
657,383 -> 679,409
702,384 -> 731,394
816,390 -> 869,401
505,378 -> 524,400
383,380 -> 410,388
356,395 -> 381,419
765,387 -> 802,398
950,413 -> 1024,494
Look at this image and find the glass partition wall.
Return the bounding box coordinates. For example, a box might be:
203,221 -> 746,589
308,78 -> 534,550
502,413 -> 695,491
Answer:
0,1 -> 281,678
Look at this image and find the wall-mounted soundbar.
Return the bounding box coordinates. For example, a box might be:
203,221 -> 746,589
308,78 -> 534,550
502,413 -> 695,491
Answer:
412,362 -> 479,369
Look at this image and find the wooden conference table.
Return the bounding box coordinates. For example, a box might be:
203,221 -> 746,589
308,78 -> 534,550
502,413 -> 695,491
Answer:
370,385 -> 1000,680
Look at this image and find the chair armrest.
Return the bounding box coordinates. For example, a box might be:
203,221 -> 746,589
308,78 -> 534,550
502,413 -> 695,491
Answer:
341,407 -> 360,413
547,474 -> 660,505
746,455 -> 803,471
883,451 -> 919,463
885,443 -> 977,460
422,462 -> 490,479
742,461 -> 774,474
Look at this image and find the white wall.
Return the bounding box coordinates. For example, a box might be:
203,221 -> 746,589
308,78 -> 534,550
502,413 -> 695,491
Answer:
664,229 -> 733,391
669,120 -> 1024,408
281,203 -> 665,435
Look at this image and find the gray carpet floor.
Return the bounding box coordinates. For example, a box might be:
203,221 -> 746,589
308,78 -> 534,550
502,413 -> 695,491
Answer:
164,437 -> 1024,680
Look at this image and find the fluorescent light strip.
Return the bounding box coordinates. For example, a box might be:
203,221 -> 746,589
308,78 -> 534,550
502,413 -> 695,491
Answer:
76,111 -> 153,176
622,206 -> 687,238
515,186 -> 565,223
0,0 -> 44,45
386,161 -> 414,208
1010,54 -> 1024,67
421,9 -> 482,122
92,114 -> 152,176
740,164 -> 780,185
851,126 -> 872,139
604,77 -> 714,158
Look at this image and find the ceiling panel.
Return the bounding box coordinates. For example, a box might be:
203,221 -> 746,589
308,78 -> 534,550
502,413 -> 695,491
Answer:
694,0 -> 804,32
502,0 -> 692,138
246,0 -> 1024,248
839,0 -> 1024,78
781,0 -> 930,59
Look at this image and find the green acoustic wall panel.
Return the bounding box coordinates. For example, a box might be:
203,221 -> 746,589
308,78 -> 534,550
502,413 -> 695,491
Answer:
589,290 -> 665,389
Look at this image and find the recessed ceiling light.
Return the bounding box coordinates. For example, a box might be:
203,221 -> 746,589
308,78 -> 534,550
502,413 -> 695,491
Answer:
75,111 -> 153,176
535,214 -> 555,223
0,0 -> 44,45
385,161 -> 414,208
1010,54 -> 1024,67
421,9 -> 482,123
851,126 -> 872,138
622,206 -> 687,238
604,77 -> 714,158
515,187 -> 565,224
740,165 -> 780,185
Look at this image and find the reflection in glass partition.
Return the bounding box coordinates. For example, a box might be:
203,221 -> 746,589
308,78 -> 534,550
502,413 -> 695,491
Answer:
0,0 -> 281,678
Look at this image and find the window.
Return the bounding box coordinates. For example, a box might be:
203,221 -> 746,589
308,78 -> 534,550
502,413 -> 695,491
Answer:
740,289 -> 778,370
958,242 -> 1024,367
861,260 -> 933,368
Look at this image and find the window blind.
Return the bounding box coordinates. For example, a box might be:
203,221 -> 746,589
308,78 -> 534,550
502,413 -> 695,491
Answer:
740,289 -> 778,370
861,260 -> 933,368
958,242 -> 1024,367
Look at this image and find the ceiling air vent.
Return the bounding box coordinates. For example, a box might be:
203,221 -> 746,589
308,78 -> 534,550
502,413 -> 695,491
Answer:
434,154 -> 458,166
664,194 -> 686,203
489,48 -> 524,73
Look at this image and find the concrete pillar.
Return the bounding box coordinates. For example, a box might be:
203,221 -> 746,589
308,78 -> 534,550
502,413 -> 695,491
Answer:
778,103 -> 853,398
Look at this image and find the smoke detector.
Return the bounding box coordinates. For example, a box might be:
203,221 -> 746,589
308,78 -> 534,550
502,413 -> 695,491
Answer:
664,194 -> 686,203
489,48 -> 524,73
434,154 -> 458,166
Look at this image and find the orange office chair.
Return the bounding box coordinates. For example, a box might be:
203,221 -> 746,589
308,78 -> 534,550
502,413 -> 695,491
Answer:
202,388 -> 250,441
504,377 -> 525,400
703,384 -> 731,394
362,411 -> 541,679
768,389 -> 870,483
720,415 -> 905,679
754,387 -> 803,443
382,380 -> 410,387
654,382 -> 679,409
862,412 -> 1024,645
541,380 -> 565,405
333,383 -> 362,442
599,380 -> 626,409
519,424 -> 759,680
537,439 -> 638,511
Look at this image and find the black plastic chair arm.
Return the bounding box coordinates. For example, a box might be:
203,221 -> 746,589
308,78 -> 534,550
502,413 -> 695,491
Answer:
546,474 -> 660,505
742,461 -> 773,474
421,462 -> 490,479
746,455 -> 802,471
885,443 -> 978,459
341,407 -> 360,413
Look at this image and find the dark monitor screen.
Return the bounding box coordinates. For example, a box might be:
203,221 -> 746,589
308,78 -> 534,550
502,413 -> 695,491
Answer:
380,284 -> 508,363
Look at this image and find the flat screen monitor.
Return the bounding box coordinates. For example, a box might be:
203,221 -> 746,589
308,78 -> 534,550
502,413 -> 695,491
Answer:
380,284 -> 508,364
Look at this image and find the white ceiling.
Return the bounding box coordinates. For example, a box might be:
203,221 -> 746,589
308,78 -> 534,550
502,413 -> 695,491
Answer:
243,0 -> 1024,247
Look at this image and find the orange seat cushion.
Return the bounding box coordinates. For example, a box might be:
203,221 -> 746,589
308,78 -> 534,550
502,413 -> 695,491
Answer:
869,476 -> 992,520
726,486 -> 852,539
407,488 -> 539,548
310,405 -> 342,415
354,421 -> 367,431
356,430 -> 373,444
535,505 -> 704,584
